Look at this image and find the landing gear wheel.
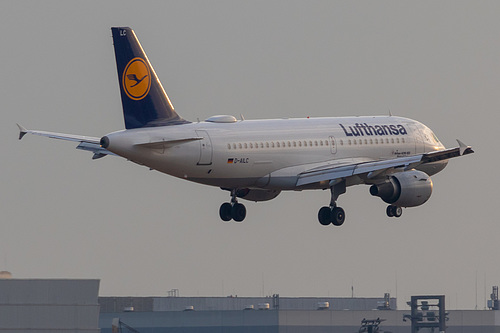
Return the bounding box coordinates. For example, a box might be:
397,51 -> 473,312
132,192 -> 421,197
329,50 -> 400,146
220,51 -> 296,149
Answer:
317,206 -> 346,226
393,206 -> 402,218
318,206 -> 332,226
386,205 -> 402,218
231,203 -> 246,222
386,205 -> 394,217
219,203 -> 233,222
220,189 -> 248,223
331,207 -> 345,226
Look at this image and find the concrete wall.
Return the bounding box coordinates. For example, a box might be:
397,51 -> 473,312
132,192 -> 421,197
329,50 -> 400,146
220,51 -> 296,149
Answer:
445,310 -> 500,333
279,310 -> 408,333
99,309 -> 500,333
100,310 -> 279,333
0,279 -> 100,333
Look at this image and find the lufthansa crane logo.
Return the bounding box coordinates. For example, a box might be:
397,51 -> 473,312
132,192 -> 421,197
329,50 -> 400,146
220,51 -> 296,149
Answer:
123,57 -> 151,100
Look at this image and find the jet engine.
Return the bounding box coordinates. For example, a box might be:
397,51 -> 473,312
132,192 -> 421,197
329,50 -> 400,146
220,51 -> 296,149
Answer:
235,189 -> 281,202
369,170 -> 433,207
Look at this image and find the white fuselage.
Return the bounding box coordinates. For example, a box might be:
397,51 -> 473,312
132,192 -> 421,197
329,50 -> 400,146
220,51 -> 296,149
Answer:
104,115 -> 447,191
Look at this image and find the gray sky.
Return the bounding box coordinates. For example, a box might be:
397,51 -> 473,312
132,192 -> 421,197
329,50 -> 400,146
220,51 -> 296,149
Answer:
1,1 -> 498,310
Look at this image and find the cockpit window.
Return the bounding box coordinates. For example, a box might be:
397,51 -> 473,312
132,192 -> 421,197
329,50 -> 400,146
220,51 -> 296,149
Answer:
431,132 -> 440,143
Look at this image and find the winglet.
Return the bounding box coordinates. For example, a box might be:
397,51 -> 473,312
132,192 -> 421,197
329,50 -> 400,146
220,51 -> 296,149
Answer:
457,139 -> 474,156
17,123 -> 28,140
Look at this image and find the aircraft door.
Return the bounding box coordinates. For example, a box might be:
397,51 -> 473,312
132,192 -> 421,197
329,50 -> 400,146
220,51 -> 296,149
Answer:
329,136 -> 337,154
195,130 -> 213,165
408,124 -> 425,154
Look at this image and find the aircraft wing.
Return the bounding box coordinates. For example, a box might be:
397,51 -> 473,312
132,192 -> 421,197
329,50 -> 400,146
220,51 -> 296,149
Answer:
17,124 -> 114,160
296,140 -> 473,187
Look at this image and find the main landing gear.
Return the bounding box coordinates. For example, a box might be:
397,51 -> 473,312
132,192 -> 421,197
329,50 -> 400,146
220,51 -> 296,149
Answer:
219,189 -> 247,222
386,205 -> 402,218
318,181 -> 347,227
318,206 -> 345,226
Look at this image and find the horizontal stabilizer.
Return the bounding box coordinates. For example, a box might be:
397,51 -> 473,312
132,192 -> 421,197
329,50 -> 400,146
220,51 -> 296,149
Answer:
17,124 -> 100,144
16,124 -> 113,159
76,142 -> 116,159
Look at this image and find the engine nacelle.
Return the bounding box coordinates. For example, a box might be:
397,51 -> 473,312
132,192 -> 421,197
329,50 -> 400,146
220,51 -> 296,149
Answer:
236,189 -> 281,202
369,170 -> 433,207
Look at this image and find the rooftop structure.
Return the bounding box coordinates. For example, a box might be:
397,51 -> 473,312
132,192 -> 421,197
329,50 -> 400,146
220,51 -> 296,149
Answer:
98,294 -> 500,333
0,279 -> 100,332
99,294 -> 396,312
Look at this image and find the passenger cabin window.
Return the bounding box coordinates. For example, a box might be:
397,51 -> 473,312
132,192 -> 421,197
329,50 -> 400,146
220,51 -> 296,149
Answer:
227,137 -> 359,151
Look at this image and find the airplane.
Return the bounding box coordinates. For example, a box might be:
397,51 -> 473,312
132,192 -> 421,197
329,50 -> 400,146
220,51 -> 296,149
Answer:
18,27 -> 474,226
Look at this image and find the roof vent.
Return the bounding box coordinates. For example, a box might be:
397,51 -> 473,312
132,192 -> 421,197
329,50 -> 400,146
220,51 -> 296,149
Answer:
317,302 -> 329,310
258,303 -> 270,310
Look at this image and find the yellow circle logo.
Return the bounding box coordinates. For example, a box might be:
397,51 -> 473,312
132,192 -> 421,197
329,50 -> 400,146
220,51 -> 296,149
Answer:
123,57 -> 151,100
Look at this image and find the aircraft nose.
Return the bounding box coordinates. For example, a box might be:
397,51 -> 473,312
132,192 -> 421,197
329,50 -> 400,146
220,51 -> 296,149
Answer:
100,136 -> 110,148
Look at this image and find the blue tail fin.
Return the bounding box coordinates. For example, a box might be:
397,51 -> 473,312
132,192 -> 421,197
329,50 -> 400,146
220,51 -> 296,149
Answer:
111,27 -> 189,129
